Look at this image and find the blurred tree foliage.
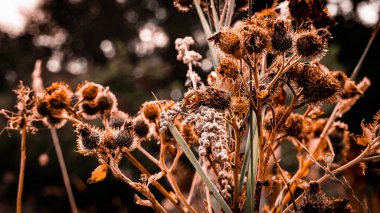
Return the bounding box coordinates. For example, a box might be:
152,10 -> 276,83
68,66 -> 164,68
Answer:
0,0 -> 379,212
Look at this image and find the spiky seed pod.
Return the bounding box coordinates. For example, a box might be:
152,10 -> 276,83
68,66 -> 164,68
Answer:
37,82 -> 73,128
45,112 -> 68,129
36,100 -> 50,116
294,29 -> 331,61
76,81 -> 103,101
97,95 -> 114,111
133,116 -> 150,140
289,63 -> 342,104
109,111 -> 130,128
216,58 -> 240,79
75,123 -> 101,154
208,29 -> 242,58
114,128 -> 136,150
244,27 -> 270,54
297,182 -> 353,213
284,113 -> 310,138
182,86 -> 231,110
141,101 -> 161,122
250,8 -> 278,29
173,0 -> 193,12
271,20 -> 293,53
45,82 -> 73,110
230,96 -> 249,118
81,101 -> 99,116
102,128 -> 118,150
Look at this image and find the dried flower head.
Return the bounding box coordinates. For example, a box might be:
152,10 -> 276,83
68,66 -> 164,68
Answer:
182,86 -> 231,110
208,29 -> 242,58
271,20 -> 293,53
141,101 -> 161,122
109,110 -> 130,128
114,128 -> 137,151
36,82 -> 73,128
298,182 -> 353,213
250,8 -> 278,29
76,81 -> 103,101
1,82 -> 37,133
216,57 -> 240,79
244,26 -> 270,54
75,123 -> 101,154
294,29 -> 331,61
283,113 -> 310,139
133,116 -> 151,141
230,96 -> 249,118
290,63 -> 342,104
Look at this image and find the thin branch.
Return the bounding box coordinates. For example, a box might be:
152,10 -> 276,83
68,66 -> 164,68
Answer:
16,125 -> 27,213
50,128 -> 78,213
137,145 -> 161,168
108,155 -> 167,213
122,149 -> 185,213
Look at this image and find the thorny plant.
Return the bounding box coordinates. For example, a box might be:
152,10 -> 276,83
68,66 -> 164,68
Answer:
1,0 -> 380,212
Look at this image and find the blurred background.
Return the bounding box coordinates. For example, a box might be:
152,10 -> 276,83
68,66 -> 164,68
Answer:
0,0 -> 379,212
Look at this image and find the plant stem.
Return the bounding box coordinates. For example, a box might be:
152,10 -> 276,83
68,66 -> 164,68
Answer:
50,128 -> 78,213
137,145 -> 161,168
159,143 -> 197,213
109,155 -> 167,213
16,125 -> 27,213
122,150 -> 186,213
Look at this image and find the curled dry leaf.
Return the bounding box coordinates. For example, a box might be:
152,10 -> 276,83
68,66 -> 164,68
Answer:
87,164 -> 108,184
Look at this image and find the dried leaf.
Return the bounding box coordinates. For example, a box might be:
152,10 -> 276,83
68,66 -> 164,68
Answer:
356,123 -> 372,146
87,164 -> 108,184
147,171 -> 165,186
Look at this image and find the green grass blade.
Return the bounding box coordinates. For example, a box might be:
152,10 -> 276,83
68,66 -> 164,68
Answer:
210,0 -> 220,32
225,0 -> 235,27
168,122 -> 233,213
245,113 -> 259,213
238,113 -> 257,194
193,0 -> 219,68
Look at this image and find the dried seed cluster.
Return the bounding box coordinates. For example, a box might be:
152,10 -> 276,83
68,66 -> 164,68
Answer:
194,106 -> 232,200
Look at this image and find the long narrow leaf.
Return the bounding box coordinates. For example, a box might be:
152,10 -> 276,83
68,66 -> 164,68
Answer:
193,0 -> 219,68
238,113 -> 257,194
168,122 -> 233,213
245,113 -> 259,213
225,0 -> 235,27
210,0 -> 220,32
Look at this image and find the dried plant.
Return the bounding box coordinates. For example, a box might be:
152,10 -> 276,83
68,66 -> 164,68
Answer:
1,1 -> 380,213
